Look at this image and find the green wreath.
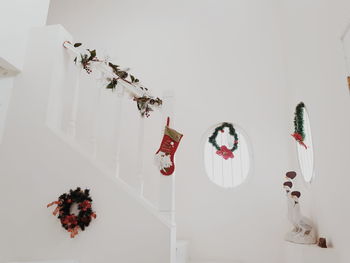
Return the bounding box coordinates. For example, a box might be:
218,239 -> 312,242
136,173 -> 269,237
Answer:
292,102 -> 307,149
208,123 -> 238,160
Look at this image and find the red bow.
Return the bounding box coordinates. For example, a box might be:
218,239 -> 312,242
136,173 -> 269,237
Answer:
47,201 -> 62,216
216,145 -> 234,160
291,133 -> 307,149
68,226 -> 79,238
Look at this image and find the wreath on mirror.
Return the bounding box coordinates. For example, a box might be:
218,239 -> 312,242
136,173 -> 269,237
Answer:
291,102 -> 307,149
47,187 -> 96,238
208,122 -> 238,160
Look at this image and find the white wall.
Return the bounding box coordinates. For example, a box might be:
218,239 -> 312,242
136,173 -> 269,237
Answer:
280,1 -> 350,262
2,0 -> 348,262
0,0 -> 50,70
0,0 -> 50,143
0,79 -> 13,142
0,25 -> 170,263
47,1 -> 291,262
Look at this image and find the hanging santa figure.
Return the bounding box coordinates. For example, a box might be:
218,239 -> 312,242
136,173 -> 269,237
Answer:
155,117 -> 183,176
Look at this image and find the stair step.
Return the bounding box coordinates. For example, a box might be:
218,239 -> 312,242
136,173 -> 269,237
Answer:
176,240 -> 189,263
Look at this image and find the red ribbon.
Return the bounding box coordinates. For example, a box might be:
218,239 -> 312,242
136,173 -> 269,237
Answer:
216,145 -> 234,160
47,201 -> 62,216
68,226 -> 79,238
47,201 -> 60,208
291,133 -> 307,149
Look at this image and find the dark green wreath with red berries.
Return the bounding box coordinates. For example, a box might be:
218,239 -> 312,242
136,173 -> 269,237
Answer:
208,122 -> 239,160
47,187 -> 96,238
291,102 -> 307,149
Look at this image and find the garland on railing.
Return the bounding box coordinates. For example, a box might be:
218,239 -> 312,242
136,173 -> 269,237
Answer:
208,122 -> 238,160
67,42 -> 162,117
291,102 -> 307,149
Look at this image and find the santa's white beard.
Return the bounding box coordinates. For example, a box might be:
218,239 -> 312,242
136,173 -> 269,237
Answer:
154,151 -> 172,171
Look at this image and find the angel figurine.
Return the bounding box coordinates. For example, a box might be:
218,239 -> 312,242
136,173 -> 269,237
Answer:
283,171 -> 317,244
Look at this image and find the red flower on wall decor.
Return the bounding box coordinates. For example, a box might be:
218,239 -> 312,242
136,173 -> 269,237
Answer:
209,123 -> 239,160
61,214 -> 78,226
216,145 -> 234,160
291,133 -> 307,149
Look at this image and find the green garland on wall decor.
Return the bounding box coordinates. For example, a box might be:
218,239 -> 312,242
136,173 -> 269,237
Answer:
208,122 -> 238,160
292,102 -> 307,149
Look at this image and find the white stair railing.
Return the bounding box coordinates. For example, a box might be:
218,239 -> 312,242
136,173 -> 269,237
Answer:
47,39 -> 176,235
90,84 -> 102,159
17,25 -> 178,263
68,67 -> 81,138
114,87 -> 125,179
136,115 -> 145,195
45,37 -> 178,263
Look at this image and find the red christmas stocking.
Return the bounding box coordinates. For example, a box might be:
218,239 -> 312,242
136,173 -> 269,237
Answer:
155,117 -> 183,176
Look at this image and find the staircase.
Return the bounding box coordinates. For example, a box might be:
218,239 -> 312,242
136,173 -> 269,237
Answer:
0,24 -> 176,263
48,25 -> 178,261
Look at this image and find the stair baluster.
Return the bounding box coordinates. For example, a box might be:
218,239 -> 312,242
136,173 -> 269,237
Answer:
68,67 -> 81,138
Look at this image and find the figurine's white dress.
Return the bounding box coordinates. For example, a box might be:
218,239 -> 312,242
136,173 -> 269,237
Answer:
285,192 -> 317,244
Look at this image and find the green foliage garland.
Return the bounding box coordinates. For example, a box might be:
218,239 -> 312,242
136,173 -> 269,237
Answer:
293,102 -> 305,140
71,42 -> 162,117
291,102 -> 308,149
106,61 -> 146,92
208,122 -> 239,152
